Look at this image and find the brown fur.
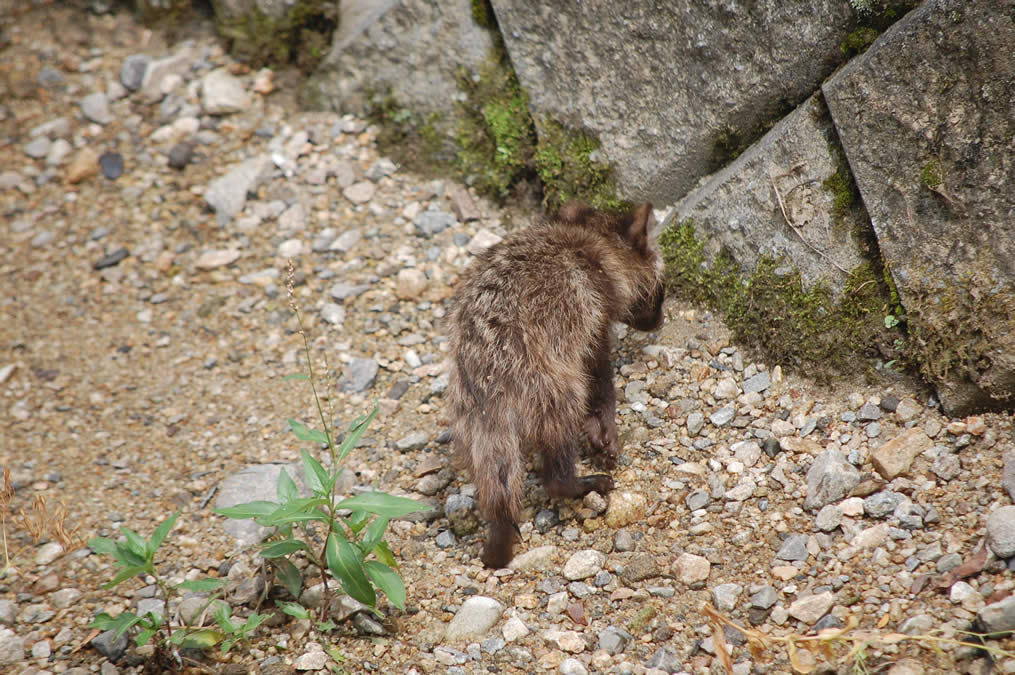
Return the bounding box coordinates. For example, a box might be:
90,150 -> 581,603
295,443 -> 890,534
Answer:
446,202 -> 665,568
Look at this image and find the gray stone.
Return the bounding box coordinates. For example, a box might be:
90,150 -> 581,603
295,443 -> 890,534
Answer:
750,586 -> 777,610
804,449 -> 860,511
814,504 -> 842,532
508,545 -> 555,571
671,94 -> 867,298
742,371 -> 771,394
201,68 -> 251,115
338,357 -> 379,393
0,628 -> 24,667
203,154 -> 272,224
563,549 -> 606,581
81,92 -> 113,125
445,596 -> 504,641
823,0 -> 1015,416
709,405 -> 735,427
711,583 -> 743,612
857,403 -> 882,422
328,282 -> 371,301
214,462 -> 306,546
320,303 -> 346,326
343,180 -> 376,204
167,142 -> 194,170
24,137 -> 51,159
645,646 -> 682,673
492,1 -> 855,204
306,0 -> 494,152
90,629 -> 127,661
120,53 -> 151,91
776,534 -> 808,562
787,591 -> 834,625
445,493 -> 480,536
863,491 -> 905,519
0,600 -> 14,625
140,46 -> 194,102
396,431 -> 429,451
978,595 -> 1015,635
986,505 -> 1015,559
598,626 -> 632,655
685,489 -> 710,511
414,210 -> 457,238
686,411 -> 705,436
614,530 -> 636,552
1004,449 -> 1015,502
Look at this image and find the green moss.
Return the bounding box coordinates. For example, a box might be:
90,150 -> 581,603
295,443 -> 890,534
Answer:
469,0 -> 497,30
841,27 -> 879,56
822,170 -> 855,219
133,0 -> 196,37
659,219 -> 906,378
920,159 -> 943,190
216,0 -> 339,71
534,120 -> 627,212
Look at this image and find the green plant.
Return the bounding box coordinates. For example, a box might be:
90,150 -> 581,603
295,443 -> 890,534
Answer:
216,264 -> 431,626
89,511 -> 268,665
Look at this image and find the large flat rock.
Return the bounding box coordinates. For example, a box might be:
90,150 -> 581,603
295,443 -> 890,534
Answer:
306,0 -> 493,134
823,0 -> 1015,415
490,0 -> 856,204
672,94 -> 868,298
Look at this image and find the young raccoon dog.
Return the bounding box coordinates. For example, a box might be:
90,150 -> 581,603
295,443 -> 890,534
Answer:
447,202 -> 665,568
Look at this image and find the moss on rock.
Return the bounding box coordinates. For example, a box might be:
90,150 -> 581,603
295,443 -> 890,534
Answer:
214,0 -> 338,71
659,218 -> 906,379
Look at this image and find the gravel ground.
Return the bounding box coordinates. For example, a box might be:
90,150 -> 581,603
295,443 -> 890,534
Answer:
2,4 -> 1014,675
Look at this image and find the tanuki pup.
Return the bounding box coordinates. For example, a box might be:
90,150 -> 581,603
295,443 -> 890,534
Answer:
447,202 -> 665,568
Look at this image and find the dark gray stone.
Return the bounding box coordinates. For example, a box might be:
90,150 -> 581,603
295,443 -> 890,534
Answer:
492,1 -> 855,204
167,142 -> 194,170
93,248 -> 129,270
91,629 -> 128,661
645,646 -> 681,673
120,53 -> 151,91
750,585 -> 777,610
98,152 -> 123,180
414,210 -> 457,238
823,0 -> 1015,415
445,494 -> 480,535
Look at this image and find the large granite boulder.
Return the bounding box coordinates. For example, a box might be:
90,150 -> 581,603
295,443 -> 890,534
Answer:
823,0 -> 1015,415
489,0 -> 857,204
304,0 -> 494,134
672,94 -> 869,298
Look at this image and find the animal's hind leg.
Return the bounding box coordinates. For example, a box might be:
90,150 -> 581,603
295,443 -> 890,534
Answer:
473,442 -> 523,569
541,440 -> 614,499
582,334 -> 618,469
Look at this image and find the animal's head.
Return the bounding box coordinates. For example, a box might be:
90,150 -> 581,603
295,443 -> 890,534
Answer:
555,202 -> 665,331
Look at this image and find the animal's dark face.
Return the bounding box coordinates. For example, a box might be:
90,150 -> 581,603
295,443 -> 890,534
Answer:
624,280 -> 664,332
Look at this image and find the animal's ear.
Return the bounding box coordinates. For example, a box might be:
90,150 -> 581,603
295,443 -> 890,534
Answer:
556,201 -> 594,224
626,203 -> 655,252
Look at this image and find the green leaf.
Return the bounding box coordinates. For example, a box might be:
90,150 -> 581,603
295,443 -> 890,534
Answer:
373,540 -> 398,569
288,419 -> 330,445
179,629 -> 224,649
336,405 -> 378,463
301,449 -> 332,495
276,467 -> 299,503
241,612 -> 270,633
136,627 -> 158,646
121,527 -> 149,559
273,559 -> 303,600
213,604 -> 233,632
176,578 -> 227,593
326,536 -> 375,607
360,517 -> 389,554
110,542 -> 147,568
214,500 -> 279,520
149,510 -> 180,554
344,509 -> 370,534
103,564 -> 149,589
259,539 -> 308,558
316,619 -> 337,632
88,537 -> 118,556
364,561 -> 406,609
260,497 -> 330,526
283,373 -> 310,381
277,600 -> 311,620
91,611 -> 143,638
336,492 -> 431,519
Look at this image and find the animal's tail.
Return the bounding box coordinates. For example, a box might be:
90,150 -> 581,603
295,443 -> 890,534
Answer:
455,411 -> 524,568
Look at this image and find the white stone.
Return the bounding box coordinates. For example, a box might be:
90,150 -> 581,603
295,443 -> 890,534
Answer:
502,615 -> 529,642
445,596 -> 504,641
562,550 -> 606,581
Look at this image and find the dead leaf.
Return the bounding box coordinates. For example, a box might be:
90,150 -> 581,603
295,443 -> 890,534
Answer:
566,601 -> 586,626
